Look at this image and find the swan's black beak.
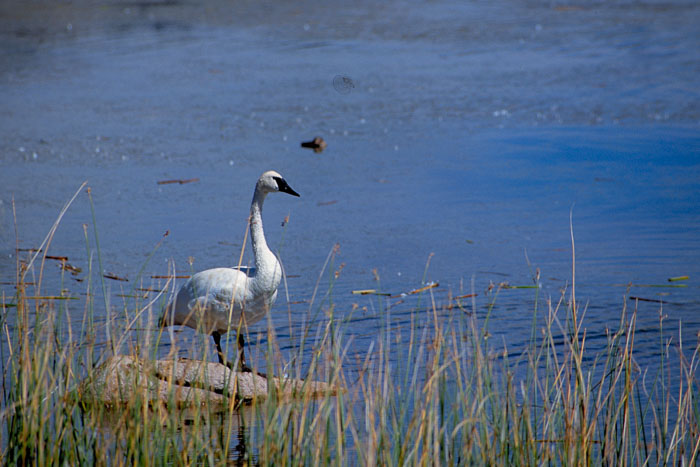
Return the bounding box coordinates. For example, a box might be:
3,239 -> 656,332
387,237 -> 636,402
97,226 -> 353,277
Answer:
275,177 -> 301,197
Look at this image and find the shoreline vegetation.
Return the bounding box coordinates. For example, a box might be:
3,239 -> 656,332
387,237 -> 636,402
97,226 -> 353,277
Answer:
1,186 -> 698,465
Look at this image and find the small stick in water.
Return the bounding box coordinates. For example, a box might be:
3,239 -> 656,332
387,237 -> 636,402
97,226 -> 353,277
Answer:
157,178 -> 200,185
103,273 -> 128,282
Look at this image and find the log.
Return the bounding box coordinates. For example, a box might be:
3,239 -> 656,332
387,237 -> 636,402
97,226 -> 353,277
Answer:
79,355 -> 338,407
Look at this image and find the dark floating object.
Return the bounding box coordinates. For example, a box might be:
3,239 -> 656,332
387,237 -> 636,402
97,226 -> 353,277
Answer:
104,273 -> 128,282
629,296 -> 664,304
352,289 -> 390,296
333,74 -> 355,94
454,293 -> 478,300
157,178 -> 199,185
46,255 -> 69,261
301,136 -> 327,153
60,262 -> 82,276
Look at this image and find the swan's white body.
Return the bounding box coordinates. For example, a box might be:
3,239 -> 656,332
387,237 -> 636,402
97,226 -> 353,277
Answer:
160,171 -> 299,367
167,264 -> 278,335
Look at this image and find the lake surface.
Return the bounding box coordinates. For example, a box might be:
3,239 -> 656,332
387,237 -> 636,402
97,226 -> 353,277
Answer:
1,0 -> 699,443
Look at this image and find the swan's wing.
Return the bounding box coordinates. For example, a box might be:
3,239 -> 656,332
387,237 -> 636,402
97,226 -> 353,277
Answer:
175,268 -> 251,332
184,268 -> 249,309
165,266 -> 271,333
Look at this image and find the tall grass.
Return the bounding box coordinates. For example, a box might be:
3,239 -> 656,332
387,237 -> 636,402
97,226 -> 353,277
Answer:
1,187 -> 699,465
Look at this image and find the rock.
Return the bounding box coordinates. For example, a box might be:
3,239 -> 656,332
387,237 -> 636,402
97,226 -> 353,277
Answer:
79,355 -> 338,407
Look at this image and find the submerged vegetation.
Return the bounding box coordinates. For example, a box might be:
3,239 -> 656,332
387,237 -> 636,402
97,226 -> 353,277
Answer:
1,187 -> 699,465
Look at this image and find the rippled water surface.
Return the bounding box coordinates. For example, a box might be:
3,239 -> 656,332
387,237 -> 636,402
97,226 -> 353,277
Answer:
1,0 -> 699,435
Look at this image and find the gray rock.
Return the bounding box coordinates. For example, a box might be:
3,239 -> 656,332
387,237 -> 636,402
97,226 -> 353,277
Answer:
79,355 -> 338,407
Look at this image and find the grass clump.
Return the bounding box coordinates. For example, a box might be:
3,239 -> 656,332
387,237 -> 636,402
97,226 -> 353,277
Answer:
1,186 -> 699,465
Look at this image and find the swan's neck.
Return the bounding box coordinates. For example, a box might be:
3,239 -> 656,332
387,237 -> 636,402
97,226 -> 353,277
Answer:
249,190 -> 278,280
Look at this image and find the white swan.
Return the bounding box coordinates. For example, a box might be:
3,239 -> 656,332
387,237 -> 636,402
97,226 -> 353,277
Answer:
160,170 -> 300,371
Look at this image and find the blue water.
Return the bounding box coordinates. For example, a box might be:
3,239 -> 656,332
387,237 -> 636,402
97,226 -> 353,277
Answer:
1,0 -> 699,458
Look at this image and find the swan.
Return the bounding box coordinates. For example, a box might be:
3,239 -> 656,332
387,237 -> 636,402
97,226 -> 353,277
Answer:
160,170 -> 300,371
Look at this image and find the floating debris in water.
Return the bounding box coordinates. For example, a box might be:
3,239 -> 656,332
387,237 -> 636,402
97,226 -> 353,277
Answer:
352,289 -> 390,296
103,272 -> 128,282
392,281 -> 440,298
408,281 -> 439,295
629,296 -> 665,304
332,75 -> 354,94
301,136 -> 327,153
60,262 -> 82,276
454,293 -> 478,300
157,178 -> 199,185
45,255 -> 68,261
622,283 -> 687,288
668,275 -> 689,282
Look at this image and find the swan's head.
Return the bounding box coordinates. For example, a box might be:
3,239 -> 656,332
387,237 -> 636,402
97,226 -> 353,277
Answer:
257,170 -> 300,197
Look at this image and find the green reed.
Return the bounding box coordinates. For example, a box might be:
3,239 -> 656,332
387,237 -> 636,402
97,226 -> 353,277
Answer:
1,185 -> 698,465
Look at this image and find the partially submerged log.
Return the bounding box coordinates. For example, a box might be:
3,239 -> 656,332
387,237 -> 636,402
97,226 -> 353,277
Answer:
79,355 -> 338,407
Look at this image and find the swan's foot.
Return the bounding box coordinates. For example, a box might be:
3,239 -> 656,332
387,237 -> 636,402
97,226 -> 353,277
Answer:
222,359 -> 266,378
212,331 -> 266,377
221,359 -> 250,372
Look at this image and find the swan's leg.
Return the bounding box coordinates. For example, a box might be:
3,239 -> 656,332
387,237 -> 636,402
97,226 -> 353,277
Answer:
212,331 -> 228,366
238,333 -> 267,377
213,331 -> 256,374
237,333 -> 252,373
212,330 -> 266,376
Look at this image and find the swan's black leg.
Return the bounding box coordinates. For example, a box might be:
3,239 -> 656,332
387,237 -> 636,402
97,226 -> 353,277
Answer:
212,331 -> 228,366
238,333 -> 268,377
212,331 -> 266,377
238,333 -> 253,373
